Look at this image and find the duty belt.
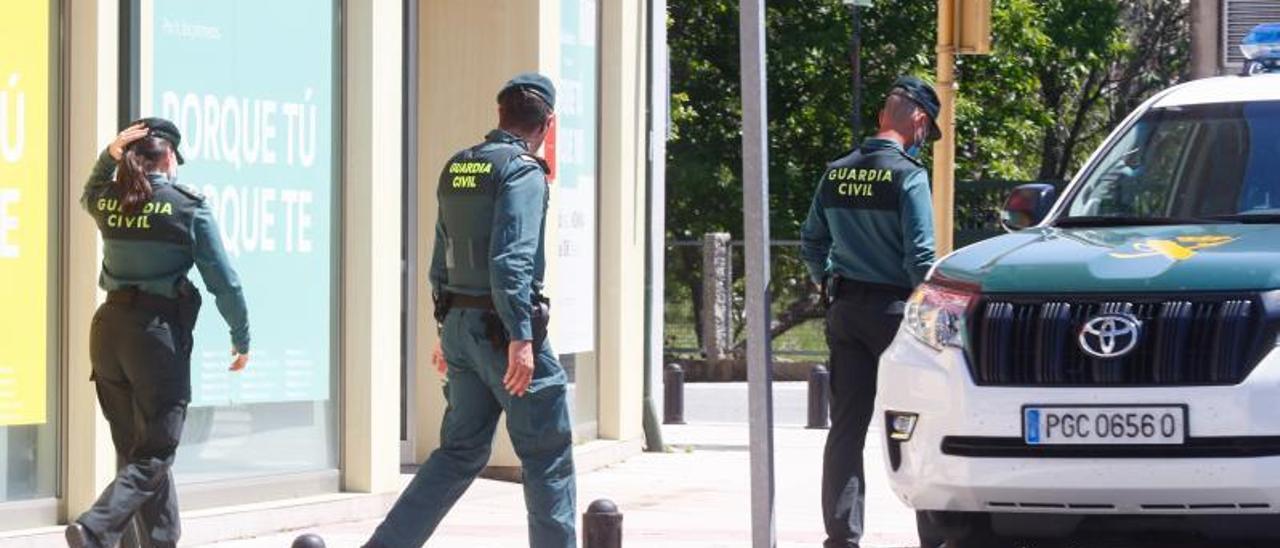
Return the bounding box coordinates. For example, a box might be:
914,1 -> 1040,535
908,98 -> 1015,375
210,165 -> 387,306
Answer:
449,293 -> 495,310
106,287 -> 180,315
830,276 -> 912,301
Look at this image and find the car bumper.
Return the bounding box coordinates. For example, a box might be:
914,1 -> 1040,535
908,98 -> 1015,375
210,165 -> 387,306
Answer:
876,329 -> 1280,515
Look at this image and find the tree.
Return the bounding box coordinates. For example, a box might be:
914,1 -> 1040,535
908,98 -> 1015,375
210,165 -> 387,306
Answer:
955,0 -> 1189,181
665,0 -> 1188,359
667,1 -> 936,356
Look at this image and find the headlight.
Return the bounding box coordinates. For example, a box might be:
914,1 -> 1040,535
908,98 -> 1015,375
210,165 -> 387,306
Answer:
904,281 -> 976,351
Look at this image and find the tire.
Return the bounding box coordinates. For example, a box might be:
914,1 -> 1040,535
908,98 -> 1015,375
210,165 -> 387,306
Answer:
916,511 -> 947,548
916,510 -> 1016,548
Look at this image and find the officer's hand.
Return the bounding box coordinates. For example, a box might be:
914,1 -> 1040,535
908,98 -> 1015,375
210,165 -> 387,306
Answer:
230,350 -> 249,372
432,339 -> 447,376
503,340 -> 535,397
109,123 -> 150,160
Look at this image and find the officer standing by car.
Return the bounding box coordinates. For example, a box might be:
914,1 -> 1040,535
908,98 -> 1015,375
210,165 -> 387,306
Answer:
800,76 -> 940,548
361,73 -> 576,548
66,119 -> 250,548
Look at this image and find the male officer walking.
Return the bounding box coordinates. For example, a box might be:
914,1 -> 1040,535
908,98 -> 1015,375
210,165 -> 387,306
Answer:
362,73 -> 576,548
801,76 -> 940,548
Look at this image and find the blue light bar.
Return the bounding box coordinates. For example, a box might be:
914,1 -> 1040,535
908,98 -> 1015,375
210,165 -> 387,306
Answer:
1241,23 -> 1280,61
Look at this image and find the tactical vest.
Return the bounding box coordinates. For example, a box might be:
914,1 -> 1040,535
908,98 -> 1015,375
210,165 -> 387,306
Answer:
820,145 -> 923,212
87,180 -> 201,246
437,141 -> 545,291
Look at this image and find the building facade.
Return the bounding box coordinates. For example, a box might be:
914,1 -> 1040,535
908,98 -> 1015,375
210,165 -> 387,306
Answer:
1190,0 -> 1280,78
0,0 -> 662,543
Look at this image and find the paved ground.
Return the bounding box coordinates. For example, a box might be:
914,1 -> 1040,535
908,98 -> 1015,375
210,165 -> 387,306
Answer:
200,383 -> 1270,547
201,419 -> 917,548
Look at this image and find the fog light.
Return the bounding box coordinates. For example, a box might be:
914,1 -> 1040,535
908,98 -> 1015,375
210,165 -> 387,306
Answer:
887,411 -> 918,441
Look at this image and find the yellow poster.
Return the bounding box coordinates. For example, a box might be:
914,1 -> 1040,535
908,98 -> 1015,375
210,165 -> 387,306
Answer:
0,1 -> 50,426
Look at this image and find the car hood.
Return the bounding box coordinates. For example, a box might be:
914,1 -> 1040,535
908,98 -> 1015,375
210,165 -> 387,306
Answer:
937,224 -> 1280,293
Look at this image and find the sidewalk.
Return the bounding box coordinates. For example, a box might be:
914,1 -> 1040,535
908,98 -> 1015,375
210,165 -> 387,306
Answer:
201,422 -> 918,547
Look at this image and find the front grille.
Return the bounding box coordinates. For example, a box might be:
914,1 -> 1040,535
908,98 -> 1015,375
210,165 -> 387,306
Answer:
970,294 -> 1273,386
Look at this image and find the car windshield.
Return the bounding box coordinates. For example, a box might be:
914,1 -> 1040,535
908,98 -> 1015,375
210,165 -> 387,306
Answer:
1060,100 -> 1280,225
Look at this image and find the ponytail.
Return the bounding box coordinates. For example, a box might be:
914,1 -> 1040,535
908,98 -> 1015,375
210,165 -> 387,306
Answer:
115,136 -> 170,214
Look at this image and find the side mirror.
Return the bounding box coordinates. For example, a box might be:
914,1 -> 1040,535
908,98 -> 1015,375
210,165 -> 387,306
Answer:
1001,184 -> 1058,232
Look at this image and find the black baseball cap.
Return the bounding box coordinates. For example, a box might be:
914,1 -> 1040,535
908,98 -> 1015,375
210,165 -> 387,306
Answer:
891,76 -> 942,142
131,117 -> 185,164
498,73 -> 556,111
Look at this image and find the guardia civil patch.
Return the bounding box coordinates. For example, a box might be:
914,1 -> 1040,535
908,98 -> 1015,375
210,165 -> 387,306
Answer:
443,160 -> 494,195
822,167 -> 900,211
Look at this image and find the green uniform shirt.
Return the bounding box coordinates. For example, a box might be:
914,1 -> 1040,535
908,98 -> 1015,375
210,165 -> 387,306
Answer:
801,138 -> 937,289
82,150 -> 251,353
430,130 -> 549,341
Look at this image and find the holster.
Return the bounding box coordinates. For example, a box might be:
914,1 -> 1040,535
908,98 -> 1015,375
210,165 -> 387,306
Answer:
483,312 -> 508,352
480,294 -> 551,352
433,291 -> 453,324
822,276 -> 842,309
173,277 -> 202,332
532,293 -> 551,348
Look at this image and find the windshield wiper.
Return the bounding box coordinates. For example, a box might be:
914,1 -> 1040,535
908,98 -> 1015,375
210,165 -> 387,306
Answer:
1055,215 -> 1220,228
1201,212 -> 1280,224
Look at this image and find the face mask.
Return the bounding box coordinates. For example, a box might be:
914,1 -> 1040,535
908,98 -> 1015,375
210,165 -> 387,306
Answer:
906,122 -> 930,158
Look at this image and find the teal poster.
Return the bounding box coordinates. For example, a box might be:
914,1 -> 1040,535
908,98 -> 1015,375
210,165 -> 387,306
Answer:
146,0 -> 334,406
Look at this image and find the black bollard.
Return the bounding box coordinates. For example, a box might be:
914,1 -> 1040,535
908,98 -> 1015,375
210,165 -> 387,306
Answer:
663,363 -> 685,425
291,534 -> 326,548
582,498 -> 623,548
807,364 -> 830,429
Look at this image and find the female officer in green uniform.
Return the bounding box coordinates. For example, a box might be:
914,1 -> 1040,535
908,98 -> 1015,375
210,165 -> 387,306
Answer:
65,119 -> 250,548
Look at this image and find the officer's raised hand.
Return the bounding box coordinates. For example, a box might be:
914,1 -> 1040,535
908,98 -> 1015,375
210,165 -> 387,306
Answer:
231,350 -> 249,372
108,123 -> 150,160
503,340 -> 534,396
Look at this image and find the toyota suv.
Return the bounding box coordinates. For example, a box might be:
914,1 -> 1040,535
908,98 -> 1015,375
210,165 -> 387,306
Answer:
877,24 -> 1280,547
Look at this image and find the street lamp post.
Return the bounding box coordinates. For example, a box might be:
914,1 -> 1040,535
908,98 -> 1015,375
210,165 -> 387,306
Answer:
844,0 -> 873,142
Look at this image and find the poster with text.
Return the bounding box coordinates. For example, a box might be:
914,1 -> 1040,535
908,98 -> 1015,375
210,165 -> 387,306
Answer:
145,0 -> 334,406
556,0 -> 599,354
0,2 -> 50,426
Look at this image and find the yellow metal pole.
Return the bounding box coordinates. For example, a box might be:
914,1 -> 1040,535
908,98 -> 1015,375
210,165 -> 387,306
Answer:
932,0 -> 957,255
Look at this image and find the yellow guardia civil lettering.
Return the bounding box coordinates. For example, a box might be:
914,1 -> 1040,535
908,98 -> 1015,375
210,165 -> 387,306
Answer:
828,167 -> 892,183
1110,235 -> 1236,261
0,1 -> 49,426
448,161 -> 493,175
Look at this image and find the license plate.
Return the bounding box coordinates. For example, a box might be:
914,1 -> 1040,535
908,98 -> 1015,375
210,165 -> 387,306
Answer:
1023,405 -> 1186,445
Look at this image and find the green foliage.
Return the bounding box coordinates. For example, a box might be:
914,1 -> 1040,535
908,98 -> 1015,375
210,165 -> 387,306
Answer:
664,0 -> 1188,352
667,0 -> 937,241
667,0 -> 1187,238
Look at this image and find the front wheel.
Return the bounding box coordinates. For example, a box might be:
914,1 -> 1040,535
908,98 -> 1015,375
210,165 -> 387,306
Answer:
916,510 -> 1018,548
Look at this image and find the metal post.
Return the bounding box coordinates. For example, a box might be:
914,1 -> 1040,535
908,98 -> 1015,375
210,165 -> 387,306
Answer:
849,3 -> 863,142
739,0 -> 777,546
932,0 -> 958,255
291,534 -> 327,548
807,364 -> 830,429
663,364 -> 686,425
582,499 -> 624,548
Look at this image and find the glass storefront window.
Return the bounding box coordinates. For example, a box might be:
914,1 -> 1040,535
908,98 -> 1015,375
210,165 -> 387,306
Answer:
557,0 -> 600,438
133,0 -> 340,484
0,0 -> 58,512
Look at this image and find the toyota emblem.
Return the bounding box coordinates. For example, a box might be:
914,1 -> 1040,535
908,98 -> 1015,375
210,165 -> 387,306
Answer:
1078,314 -> 1142,359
